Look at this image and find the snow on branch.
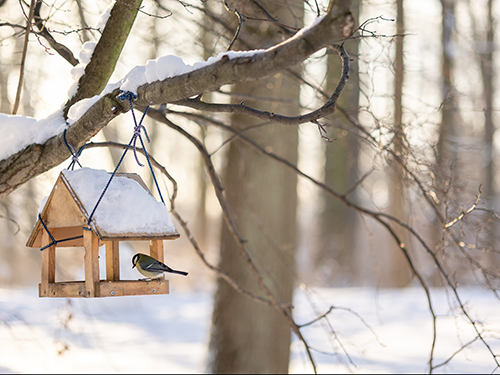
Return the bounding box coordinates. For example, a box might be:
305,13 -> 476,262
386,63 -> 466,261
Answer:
0,0 -> 354,197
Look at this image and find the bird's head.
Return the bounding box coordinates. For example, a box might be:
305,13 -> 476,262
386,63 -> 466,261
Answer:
132,253 -> 140,269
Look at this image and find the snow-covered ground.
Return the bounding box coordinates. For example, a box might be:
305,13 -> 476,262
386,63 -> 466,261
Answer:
0,286 -> 498,373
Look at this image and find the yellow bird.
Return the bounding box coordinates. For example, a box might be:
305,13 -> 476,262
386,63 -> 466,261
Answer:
132,253 -> 188,280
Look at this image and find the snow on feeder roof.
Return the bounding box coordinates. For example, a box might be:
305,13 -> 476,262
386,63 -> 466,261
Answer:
27,168 -> 179,247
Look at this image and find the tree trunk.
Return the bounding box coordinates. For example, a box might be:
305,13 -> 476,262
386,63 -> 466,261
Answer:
208,2 -> 302,373
429,0 -> 460,286
383,0 -> 412,288
318,0 -> 360,286
436,0 -> 458,165
478,0 -> 496,260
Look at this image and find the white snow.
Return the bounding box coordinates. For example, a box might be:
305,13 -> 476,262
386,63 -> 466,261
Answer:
0,286 -> 498,373
67,42 -> 97,98
96,1 -> 114,33
67,95 -> 101,123
0,111 -> 67,161
38,196 -> 49,214
62,168 -> 176,235
119,49 -> 265,95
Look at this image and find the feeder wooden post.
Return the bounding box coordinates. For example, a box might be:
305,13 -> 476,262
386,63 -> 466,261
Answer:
40,230 -> 55,297
83,228 -> 99,297
149,240 -> 164,279
105,241 -> 120,281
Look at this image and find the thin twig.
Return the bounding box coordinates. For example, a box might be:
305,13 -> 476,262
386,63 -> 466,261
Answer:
12,0 -> 36,115
223,1 -> 244,51
445,185 -> 482,228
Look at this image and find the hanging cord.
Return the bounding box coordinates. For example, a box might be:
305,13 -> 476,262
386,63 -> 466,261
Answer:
117,91 -> 165,204
86,91 -> 165,226
63,128 -> 86,170
86,130 -> 135,225
38,214 -> 83,251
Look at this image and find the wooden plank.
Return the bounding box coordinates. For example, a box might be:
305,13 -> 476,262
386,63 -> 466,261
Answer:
105,241 -> 120,281
38,281 -> 86,298
83,228 -> 100,297
30,226 -> 84,248
99,233 -> 180,242
45,178 -> 87,228
99,279 -> 169,297
150,240 -> 164,280
26,174 -> 62,248
149,240 -> 164,262
38,280 -> 169,298
40,231 -> 56,297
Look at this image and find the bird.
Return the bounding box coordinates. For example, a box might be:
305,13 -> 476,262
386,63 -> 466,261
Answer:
132,253 -> 188,281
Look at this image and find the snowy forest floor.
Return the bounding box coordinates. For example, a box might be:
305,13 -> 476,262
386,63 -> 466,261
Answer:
0,285 -> 498,373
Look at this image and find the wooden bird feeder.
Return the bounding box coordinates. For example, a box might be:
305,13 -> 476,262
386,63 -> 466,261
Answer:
26,168 -> 180,298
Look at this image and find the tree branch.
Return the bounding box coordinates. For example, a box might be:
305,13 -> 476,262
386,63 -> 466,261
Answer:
173,43 -> 350,125
62,0 -> 143,118
33,0 -> 79,66
0,0 -> 353,198
12,0 -> 36,115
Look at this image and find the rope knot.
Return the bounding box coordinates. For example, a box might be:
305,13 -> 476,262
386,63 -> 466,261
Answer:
64,128 -> 85,170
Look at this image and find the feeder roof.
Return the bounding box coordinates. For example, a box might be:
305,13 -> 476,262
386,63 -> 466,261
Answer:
27,168 -> 179,247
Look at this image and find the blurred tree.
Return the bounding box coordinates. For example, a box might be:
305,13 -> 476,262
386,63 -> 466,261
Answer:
436,0 -> 459,165
207,2 -> 302,372
384,0 -> 412,288
317,0 -> 360,286
477,0 -> 497,252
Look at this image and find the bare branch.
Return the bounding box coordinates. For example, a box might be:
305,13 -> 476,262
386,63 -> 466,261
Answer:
145,108 -> 319,373
223,1 -> 244,51
33,0 -> 79,66
12,0 -> 36,115
445,185 -> 482,228
172,44 -> 350,126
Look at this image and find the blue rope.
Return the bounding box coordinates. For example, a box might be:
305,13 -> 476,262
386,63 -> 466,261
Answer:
86,134 -> 135,225
63,128 -> 86,170
117,91 -> 165,205
38,213 -> 83,251
136,124 -> 165,205
86,90 -> 166,226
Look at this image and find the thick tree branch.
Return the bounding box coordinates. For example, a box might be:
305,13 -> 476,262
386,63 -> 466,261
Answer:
0,90 -> 129,196
63,0 -> 143,118
0,0 -> 353,198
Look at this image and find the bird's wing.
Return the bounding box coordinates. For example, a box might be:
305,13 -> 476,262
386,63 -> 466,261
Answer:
144,262 -> 172,272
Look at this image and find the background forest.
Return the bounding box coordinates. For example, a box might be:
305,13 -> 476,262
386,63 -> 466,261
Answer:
0,0 -> 500,373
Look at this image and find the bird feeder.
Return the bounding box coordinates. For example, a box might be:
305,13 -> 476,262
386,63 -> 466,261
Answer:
26,168 -> 180,298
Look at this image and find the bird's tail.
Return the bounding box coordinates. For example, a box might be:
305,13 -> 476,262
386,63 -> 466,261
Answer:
170,269 -> 188,276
